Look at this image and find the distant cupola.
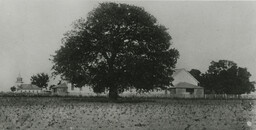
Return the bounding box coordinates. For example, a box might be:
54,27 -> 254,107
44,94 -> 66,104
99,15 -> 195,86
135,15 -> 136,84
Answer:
16,73 -> 23,87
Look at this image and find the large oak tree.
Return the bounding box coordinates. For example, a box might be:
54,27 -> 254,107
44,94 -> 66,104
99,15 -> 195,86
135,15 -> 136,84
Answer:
51,2 -> 179,99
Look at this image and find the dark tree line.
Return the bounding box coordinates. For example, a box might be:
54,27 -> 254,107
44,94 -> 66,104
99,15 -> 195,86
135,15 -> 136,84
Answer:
189,60 -> 255,94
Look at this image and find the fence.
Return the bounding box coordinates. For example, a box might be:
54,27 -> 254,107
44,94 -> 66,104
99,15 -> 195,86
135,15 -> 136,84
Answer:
121,93 -> 256,99
203,94 -> 256,99
1,91 -> 256,99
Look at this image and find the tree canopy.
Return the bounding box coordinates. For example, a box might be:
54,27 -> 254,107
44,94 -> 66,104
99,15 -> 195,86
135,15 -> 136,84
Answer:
30,73 -> 50,89
189,69 -> 203,85
190,60 -> 255,94
51,2 -> 179,99
10,86 -> 16,92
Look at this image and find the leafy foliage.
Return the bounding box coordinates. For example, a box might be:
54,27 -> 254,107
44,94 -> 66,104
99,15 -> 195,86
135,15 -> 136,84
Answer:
189,69 -> 204,85
10,86 -> 16,92
51,2 -> 179,99
30,73 -> 50,89
190,60 -> 255,94
49,85 -> 56,90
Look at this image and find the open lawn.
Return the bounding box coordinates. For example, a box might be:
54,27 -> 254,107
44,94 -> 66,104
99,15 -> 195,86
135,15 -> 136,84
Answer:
0,97 -> 255,130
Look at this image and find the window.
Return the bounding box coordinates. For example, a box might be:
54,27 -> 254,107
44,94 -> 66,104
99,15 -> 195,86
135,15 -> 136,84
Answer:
71,85 -> 74,91
186,88 -> 194,94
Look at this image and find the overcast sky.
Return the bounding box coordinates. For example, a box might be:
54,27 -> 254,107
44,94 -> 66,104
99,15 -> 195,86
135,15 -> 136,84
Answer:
0,0 -> 256,92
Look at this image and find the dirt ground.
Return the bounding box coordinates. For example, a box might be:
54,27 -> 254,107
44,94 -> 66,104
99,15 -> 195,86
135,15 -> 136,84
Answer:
0,97 -> 255,130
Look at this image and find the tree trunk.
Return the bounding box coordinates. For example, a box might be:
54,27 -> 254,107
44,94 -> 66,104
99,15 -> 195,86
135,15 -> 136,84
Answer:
109,85 -> 118,100
107,55 -> 118,100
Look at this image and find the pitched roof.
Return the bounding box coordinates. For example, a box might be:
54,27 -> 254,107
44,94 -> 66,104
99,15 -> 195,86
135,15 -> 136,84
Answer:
172,82 -> 203,89
52,83 -> 68,89
172,68 -> 199,83
172,69 -> 183,77
17,84 -> 41,90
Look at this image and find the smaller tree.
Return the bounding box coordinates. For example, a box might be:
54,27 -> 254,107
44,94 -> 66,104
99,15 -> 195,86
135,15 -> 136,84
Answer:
189,69 -> 209,92
204,60 -> 255,94
189,69 -> 204,84
10,86 -> 16,92
31,73 -> 50,89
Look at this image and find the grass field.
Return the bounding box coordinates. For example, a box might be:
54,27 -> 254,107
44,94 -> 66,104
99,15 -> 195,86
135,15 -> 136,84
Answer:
0,97 -> 255,130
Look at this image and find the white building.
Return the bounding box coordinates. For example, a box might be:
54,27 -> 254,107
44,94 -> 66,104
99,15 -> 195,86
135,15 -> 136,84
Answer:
121,68 -> 204,97
51,83 -> 68,96
54,69 -> 204,97
15,74 -> 42,93
53,82 -> 106,96
172,68 -> 199,86
67,84 -> 99,96
168,69 -> 204,98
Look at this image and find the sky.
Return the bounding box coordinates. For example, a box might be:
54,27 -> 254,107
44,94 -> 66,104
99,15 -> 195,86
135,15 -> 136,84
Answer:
0,0 -> 256,92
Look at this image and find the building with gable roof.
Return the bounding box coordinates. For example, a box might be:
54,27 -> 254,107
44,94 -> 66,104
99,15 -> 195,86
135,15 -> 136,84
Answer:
15,74 -> 42,93
51,83 -> 68,96
171,68 -> 199,86
121,68 -> 204,98
168,69 -> 204,98
50,69 -> 204,98
52,82 -> 105,96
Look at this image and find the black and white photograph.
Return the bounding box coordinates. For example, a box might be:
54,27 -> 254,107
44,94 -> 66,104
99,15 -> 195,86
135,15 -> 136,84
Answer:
0,0 -> 256,129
